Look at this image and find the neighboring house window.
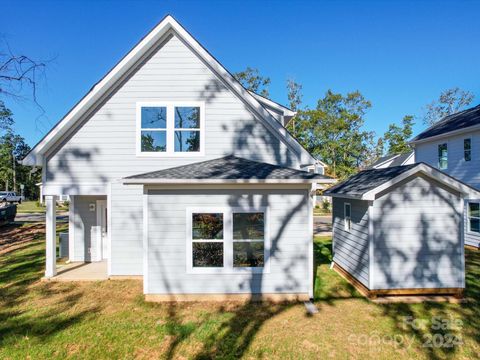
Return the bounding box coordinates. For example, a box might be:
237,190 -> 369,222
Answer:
191,213 -> 224,267
344,203 -> 351,232
438,143 -> 448,170
137,102 -> 204,156
233,212 -> 265,267
468,202 -> 480,233
464,139 -> 472,162
187,208 -> 268,273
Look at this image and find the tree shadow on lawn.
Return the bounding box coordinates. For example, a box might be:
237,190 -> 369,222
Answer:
0,226 -> 99,348
375,248 -> 480,360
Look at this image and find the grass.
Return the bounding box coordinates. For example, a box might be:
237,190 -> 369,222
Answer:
0,227 -> 479,359
17,201 -> 69,214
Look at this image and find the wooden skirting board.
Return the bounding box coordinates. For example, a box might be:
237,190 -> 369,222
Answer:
145,293 -> 310,303
465,244 -> 479,251
332,263 -> 464,300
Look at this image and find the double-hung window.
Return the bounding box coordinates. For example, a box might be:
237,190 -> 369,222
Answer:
137,102 -> 204,156
344,203 -> 351,232
438,143 -> 448,170
468,202 -> 480,233
464,139 -> 472,162
187,208 -> 268,273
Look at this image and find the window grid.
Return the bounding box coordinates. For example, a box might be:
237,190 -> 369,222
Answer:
464,139 -> 472,162
468,202 -> 480,233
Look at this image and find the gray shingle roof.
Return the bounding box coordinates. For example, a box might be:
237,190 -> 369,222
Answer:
324,163 -> 419,197
412,104 -> 480,142
125,155 -> 333,182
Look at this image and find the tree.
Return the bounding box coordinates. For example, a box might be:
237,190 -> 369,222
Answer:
423,87 -> 474,126
285,79 -> 303,136
233,67 -> 270,97
0,100 -> 13,132
294,90 -> 373,179
382,115 -> 414,155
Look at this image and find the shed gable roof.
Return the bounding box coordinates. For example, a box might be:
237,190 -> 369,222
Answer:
22,15 -> 314,166
324,162 -> 480,200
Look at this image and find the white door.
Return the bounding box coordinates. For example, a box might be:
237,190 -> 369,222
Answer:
96,200 -> 108,260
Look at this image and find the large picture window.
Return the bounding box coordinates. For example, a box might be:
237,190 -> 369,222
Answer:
187,208 -> 269,273
468,202 -> 480,233
137,102 -> 204,156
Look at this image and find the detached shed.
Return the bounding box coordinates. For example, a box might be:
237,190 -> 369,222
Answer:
324,163 -> 480,298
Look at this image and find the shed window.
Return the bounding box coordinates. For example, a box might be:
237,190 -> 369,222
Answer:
438,143 -> 448,170
468,202 -> 480,233
464,139 -> 471,162
344,203 -> 351,232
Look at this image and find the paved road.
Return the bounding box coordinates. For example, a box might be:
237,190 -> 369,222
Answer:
15,212 -> 69,223
314,215 -> 332,236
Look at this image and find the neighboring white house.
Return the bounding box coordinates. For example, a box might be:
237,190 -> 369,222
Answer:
22,15 -> 336,301
325,163 -> 480,297
411,104 -> 480,248
366,151 -> 414,170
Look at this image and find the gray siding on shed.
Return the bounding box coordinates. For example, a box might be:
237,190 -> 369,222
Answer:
44,33 -> 300,191
372,175 -> 464,289
146,188 -> 309,295
71,195 -> 106,262
332,198 -> 370,287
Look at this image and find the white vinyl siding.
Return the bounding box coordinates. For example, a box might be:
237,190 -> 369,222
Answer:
146,188 -> 309,295
45,33 -> 301,186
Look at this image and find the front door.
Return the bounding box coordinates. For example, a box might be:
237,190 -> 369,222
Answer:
96,200 -> 108,260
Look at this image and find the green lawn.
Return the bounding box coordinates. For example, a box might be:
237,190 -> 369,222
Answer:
17,201 -> 69,214
0,227 -> 479,359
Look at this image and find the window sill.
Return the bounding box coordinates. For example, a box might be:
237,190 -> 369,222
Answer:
136,151 -> 205,158
187,267 -> 269,275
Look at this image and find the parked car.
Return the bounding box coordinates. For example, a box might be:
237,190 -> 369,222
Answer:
0,191 -> 24,205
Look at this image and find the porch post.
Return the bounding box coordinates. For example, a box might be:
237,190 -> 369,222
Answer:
45,195 -> 57,278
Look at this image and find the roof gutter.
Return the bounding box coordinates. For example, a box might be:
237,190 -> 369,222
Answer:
123,178 -> 337,185
410,123 -> 480,145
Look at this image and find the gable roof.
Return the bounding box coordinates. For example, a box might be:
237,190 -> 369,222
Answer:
366,151 -> 414,169
411,104 -> 480,144
324,162 -> 480,200
123,155 -> 335,184
22,15 -> 315,166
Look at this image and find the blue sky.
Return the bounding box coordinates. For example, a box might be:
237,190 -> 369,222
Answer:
3,0 -> 480,147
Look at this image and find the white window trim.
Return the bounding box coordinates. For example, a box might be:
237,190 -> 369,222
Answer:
344,202 -> 351,232
438,142 -> 448,170
186,206 -> 270,274
464,138 -> 472,162
136,101 -> 205,157
467,201 -> 480,234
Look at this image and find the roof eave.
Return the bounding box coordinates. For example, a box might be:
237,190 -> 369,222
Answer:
123,178 -> 336,185
410,123 -> 480,145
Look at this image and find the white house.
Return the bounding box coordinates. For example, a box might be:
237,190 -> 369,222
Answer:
412,105 -> 480,248
22,15 -> 336,301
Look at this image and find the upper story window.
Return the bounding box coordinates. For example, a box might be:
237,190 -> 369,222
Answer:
464,139 -> 472,162
438,143 -> 448,170
136,102 -> 204,156
468,202 -> 480,233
